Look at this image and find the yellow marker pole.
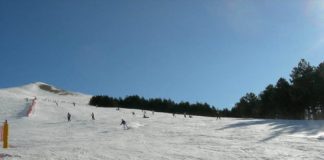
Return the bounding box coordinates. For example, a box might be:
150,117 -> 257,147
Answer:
3,120 -> 9,148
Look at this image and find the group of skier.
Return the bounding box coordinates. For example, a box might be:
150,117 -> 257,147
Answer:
66,107 -> 221,130
66,112 -> 128,130
67,112 -> 95,122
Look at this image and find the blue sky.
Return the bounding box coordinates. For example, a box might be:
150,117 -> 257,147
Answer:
0,0 -> 323,108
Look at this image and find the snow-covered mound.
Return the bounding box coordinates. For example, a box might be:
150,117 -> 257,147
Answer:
0,82 -> 324,160
0,82 -> 90,119
1,82 -> 90,102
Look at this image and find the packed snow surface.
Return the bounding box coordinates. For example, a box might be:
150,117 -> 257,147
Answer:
0,82 -> 324,159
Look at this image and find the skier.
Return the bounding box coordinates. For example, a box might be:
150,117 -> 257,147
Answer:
132,112 -> 135,116
120,119 -> 128,130
216,111 -> 221,120
173,113 -> 176,117
143,112 -> 149,118
91,112 -> 95,120
184,112 -> 187,118
67,112 -> 71,122
72,102 -> 76,107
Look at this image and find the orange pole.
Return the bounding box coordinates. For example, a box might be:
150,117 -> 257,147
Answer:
3,120 -> 9,148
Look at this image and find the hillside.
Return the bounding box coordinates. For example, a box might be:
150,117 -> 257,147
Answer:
0,82 -> 324,160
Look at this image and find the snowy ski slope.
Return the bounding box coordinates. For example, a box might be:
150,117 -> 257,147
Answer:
0,82 -> 324,159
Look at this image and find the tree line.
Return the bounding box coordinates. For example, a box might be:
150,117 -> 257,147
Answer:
89,59 -> 323,120
229,59 -> 324,120
89,95 -> 221,117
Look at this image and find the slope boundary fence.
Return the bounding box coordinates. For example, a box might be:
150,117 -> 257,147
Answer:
27,98 -> 37,117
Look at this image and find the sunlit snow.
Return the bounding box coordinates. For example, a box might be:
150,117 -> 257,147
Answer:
0,82 -> 323,159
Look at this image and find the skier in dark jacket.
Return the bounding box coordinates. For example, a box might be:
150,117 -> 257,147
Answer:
91,112 -> 95,120
216,111 -> 221,120
67,112 -> 71,122
143,112 -> 149,118
120,119 -> 128,130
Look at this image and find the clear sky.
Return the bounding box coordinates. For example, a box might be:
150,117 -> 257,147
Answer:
0,0 -> 323,108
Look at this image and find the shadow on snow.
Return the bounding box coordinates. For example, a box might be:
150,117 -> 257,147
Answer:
218,119 -> 324,142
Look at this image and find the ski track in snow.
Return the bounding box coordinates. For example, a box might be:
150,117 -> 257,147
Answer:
0,82 -> 324,160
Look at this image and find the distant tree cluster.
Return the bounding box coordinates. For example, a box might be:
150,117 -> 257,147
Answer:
89,95 -> 221,117
230,59 -> 324,120
89,59 -> 324,120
